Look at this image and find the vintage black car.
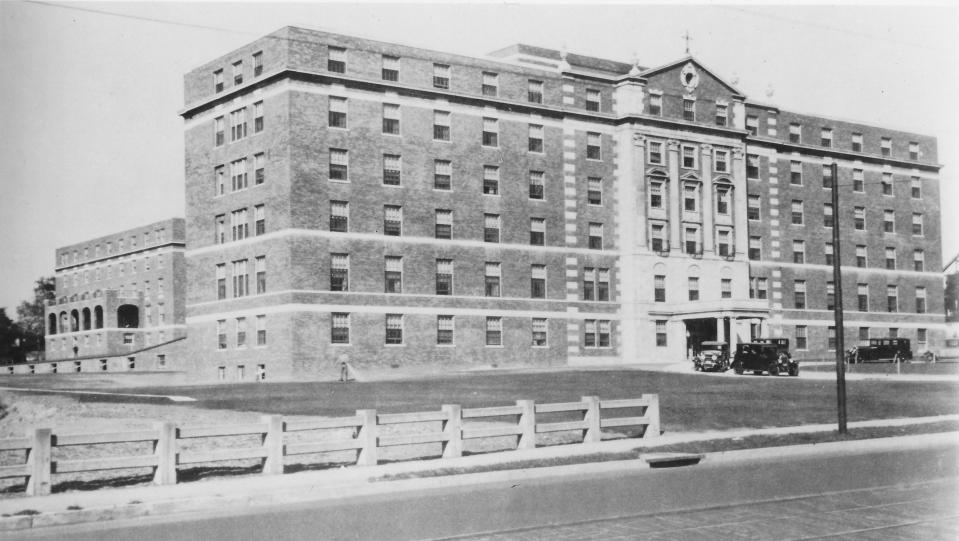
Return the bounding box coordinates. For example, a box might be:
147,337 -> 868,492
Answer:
692,341 -> 729,372
752,338 -> 791,360
847,338 -> 912,363
732,342 -> 799,376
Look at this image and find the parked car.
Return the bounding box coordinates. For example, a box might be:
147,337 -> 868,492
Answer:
752,338 -> 791,360
692,341 -> 729,372
847,338 -> 913,363
732,342 -> 799,376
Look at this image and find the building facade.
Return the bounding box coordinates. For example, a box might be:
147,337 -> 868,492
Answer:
179,27 -> 945,381
29,219 -> 188,375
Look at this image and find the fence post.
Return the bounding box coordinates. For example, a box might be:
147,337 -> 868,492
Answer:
154,421 -> 177,485
581,396 -> 601,443
26,428 -> 51,496
262,415 -> 284,475
643,394 -> 661,439
516,400 -> 536,450
441,404 -> 462,458
355,409 -> 378,466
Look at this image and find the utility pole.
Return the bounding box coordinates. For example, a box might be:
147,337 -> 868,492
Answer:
830,162 -> 847,433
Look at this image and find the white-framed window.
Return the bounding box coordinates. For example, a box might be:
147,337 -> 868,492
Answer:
681,145 -> 697,169
230,107 -> 247,142
252,51 -> 263,77
483,165 -> 499,195
794,280 -> 806,309
528,124 -> 544,153
230,158 -> 248,191
230,208 -> 248,241
883,209 -> 895,233
486,316 -> 503,346
793,240 -> 805,264
382,55 -> 399,81
437,315 -> 454,345
791,200 -> 804,225
327,46 -> 346,73
887,285 -> 898,312
384,205 -> 402,236
649,92 -> 662,116
585,89 -> 601,112
852,132 -> 863,152
881,172 -> 893,195
824,203 -> 834,228
529,170 -> 545,200
255,256 -> 266,294
532,318 -> 548,347
432,63 -> 450,89
683,98 -> 695,121
383,154 -> 402,186
216,319 -> 227,349
684,226 -> 701,255
588,222 -> 603,250
856,245 -> 867,268
916,287 -> 926,313
853,168 -> 864,192
254,204 -> 265,236
715,103 -> 728,126
648,140 -> 664,165
789,123 -> 801,143
684,183 -> 699,212
528,79 -> 543,103
790,161 -> 802,185
885,247 -> 897,270
586,132 -> 601,160
236,317 -> 247,348
821,127 -> 833,148
587,177 -> 602,205
330,253 -> 349,292
716,227 -> 733,257
714,149 -> 729,173
912,213 -> 923,236
331,312 -> 350,344
254,153 -> 265,185
213,69 -> 224,92
485,262 -> 501,297
484,213 -> 501,243
911,177 -> 922,199
433,110 -> 451,141
215,264 -> 226,299
482,71 -> 498,96
854,207 -> 865,230
434,159 -> 452,190
329,148 -> 349,181
715,184 -> 731,215
328,96 -> 348,128
746,115 -> 758,135
747,194 -> 761,221
822,164 -> 834,189
482,117 -> 498,147
748,236 -> 761,260
253,101 -> 263,133
382,103 -> 400,135
881,137 -> 892,157
530,264 -> 547,299
385,256 -> 403,293
914,249 -> 925,272
232,259 -> 249,298
530,217 -> 546,246
435,209 -> 453,239
655,320 -> 668,346
256,315 -> 266,346
330,200 -> 349,232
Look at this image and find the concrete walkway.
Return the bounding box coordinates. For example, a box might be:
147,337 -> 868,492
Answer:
1,415 -> 957,533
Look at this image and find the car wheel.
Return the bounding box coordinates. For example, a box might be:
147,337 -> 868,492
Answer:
769,363 -> 780,376
789,365 -> 799,376
734,363 -> 744,375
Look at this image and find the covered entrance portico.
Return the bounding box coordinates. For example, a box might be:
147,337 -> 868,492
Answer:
649,301 -> 769,361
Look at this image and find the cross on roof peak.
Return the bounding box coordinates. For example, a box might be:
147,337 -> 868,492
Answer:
683,30 -> 693,55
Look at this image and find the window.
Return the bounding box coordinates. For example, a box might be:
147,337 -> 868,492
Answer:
651,223 -> 667,252
883,210 -> 895,233
887,285 -> 898,312
795,326 -> 807,350
790,161 -> 802,185
583,268 -> 596,301
648,141 -> 664,165
328,46 -> 346,73
587,177 -> 602,205
254,205 -> 265,236
909,142 -> 919,160
230,158 -> 248,191
825,243 -> 834,265
434,160 -> 452,190
826,282 -> 835,310
215,214 -> 226,244
654,275 -> 666,302
859,327 -> 870,342
717,228 -> 732,257
437,316 -> 454,345
584,320 -> 611,348
328,96 -> 348,128
916,287 -> 926,313
435,209 -> 452,239
744,195 -> 760,221
216,264 -> 226,300
824,203 -> 834,228
852,133 -> 863,152
484,213 -> 500,242
792,240 -> 806,264
532,318 -> 548,347
383,154 -> 402,186
486,317 -> 503,346
789,123 -> 801,144
856,245 -> 867,268
252,51 -> 263,76
386,314 -> 403,346
746,115 -> 758,135
714,149 -> 729,173
231,208 -> 249,241
331,313 -> 350,344
382,55 -> 399,81
330,200 -> 349,232
586,89 -> 601,111
236,317 -> 247,348
330,253 -> 349,291
433,110 -> 451,141
529,170 -> 545,199
385,256 -> 403,293
586,132 -> 601,160
721,278 -> 732,299
482,117 -> 498,147
649,93 -> 662,116
217,320 -> 227,349
911,177 -> 921,199
432,63 -> 450,89
912,213 -> 923,236
213,69 -> 224,93
853,169 -> 864,192
918,328 -> 927,347
255,256 -> 266,294
648,179 -> 665,209
230,107 -> 247,142
656,320 -> 668,346
214,165 -> 226,196
688,276 -> 700,301
485,262 -> 501,297
435,259 -> 454,296
255,315 -> 266,346
232,259 -> 249,298
252,101 -> 263,133
528,79 -> 543,103
683,98 -> 695,121
914,249 -> 925,272
748,236 -> 762,261
382,103 -> 400,135
528,124 -> 544,153
881,173 -> 893,195
384,205 -> 402,236
716,186 -> 731,215
329,148 -> 349,181
751,277 -> 768,300
588,222 -> 603,249
889,328 -> 899,339
682,145 -> 697,169
881,137 -> 891,157
746,154 -> 760,179
483,165 -> 499,195
821,128 -> 833,147
530,265 -> 546,298
254,153 -> 265,185
791,200 -> 804,225
482,71 -> 498,96
822,164 -> 834,189
854,207 -> 865,230
683,184 -> 698,212
794,280 -> 806,309
715,103 -> 728,126
530,218 -> 545,246
597,268 -> 610,301
827,326 -> 836,351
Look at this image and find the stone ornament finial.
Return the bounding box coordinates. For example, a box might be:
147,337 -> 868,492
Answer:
629,52 -> 641,77
732,146 -> 745,158
632,132 -> 646,146
700,143 -> 713,154
666,139 -> 681,150
558,46 -> 571,72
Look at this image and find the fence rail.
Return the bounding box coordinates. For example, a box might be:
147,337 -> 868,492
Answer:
0,394 -> 659,496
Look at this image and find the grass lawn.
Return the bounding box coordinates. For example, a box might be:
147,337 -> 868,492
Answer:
72,370 -> 959,433
802,361 -> 959,375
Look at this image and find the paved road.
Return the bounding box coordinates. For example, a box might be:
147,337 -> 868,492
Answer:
14,441 -> 958,541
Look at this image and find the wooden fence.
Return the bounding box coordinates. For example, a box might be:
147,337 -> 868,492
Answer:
0,394 -> 659,496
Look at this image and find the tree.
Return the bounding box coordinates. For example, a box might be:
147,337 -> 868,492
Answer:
15,276 -> 55,357
0,308 -> 23,364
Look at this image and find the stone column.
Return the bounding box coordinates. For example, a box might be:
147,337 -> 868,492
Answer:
700,144 -> 714,253
729,318 -> 738,352
717,317 -> 726,342
731,146 -> 749,255
667,140 -> 681,252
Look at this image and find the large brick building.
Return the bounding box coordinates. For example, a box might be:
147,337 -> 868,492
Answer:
175,27 -> 945,381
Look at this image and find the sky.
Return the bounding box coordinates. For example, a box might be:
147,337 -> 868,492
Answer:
1,1 -> 958,312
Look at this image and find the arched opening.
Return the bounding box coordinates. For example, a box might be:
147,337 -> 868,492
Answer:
59,311 -> 68,333
117,304 -> 139,328
48,313 -> 57,335
70,309 -> 80,332
94,306 -> 103,329
82,308 -> 91,331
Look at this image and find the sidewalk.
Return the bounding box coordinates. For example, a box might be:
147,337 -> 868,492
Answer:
2,414 -> 957,532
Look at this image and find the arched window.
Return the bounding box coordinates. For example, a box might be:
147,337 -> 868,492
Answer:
647,171 -> 669,210
60,311 -> 68,333
70,309 -> 80,333
82,308 -> 91,331
48,313 -> 57,335
715,180 -> 734,216
117,304 -> 139,328
681,174 -> 701,214
94,306 -> 104,329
